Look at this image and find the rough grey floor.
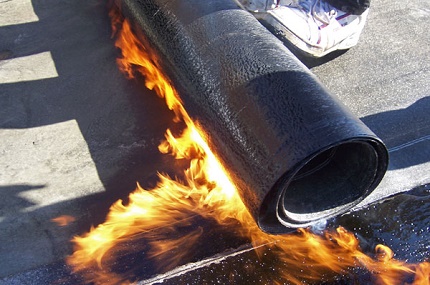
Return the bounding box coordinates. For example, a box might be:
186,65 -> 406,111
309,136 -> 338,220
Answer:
310,0 -> 430,207
0,0 -> 429,283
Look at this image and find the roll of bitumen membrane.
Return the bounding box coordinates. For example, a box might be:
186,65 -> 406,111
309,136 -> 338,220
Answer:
120,0 -> 389,233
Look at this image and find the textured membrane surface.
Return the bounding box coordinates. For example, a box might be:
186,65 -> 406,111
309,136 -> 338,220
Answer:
122,0 -> 388,232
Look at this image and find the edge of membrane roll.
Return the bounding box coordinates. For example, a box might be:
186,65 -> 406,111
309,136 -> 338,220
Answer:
120,0 -> 389,233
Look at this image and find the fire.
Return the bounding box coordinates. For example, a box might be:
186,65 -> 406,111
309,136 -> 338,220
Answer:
52,215 -> 76,226
67,6 -> 430,285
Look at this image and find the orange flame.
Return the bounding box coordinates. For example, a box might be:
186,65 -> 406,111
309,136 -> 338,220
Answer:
67,6 -> 430,285
52,215 -> 76,226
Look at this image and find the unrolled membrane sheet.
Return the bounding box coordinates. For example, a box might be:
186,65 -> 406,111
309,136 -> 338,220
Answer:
120,0 -> 389,233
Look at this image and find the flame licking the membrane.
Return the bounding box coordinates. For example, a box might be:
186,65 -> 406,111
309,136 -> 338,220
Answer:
67,6 -> 430,285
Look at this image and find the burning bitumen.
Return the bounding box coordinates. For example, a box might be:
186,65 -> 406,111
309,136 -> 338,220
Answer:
64,2 -> 429,284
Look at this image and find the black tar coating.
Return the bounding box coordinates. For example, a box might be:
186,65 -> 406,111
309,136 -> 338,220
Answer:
120,0 -> 388,233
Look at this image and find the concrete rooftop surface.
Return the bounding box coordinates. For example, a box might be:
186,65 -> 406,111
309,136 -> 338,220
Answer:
0,0 -> 429,284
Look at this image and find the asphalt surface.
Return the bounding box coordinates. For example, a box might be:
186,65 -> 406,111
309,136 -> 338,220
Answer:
0,0 -> 429,283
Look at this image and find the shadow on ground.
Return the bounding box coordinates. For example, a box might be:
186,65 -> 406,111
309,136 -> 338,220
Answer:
361,96 -> 430,169
0,0 -> 184,277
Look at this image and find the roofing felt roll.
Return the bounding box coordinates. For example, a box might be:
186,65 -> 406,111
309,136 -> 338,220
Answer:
120,0 -> 389,233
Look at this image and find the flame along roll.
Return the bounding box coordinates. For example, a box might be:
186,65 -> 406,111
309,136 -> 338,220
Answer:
121,0 -> 388,233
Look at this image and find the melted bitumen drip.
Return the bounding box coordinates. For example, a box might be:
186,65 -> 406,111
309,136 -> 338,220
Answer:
335,184 -> 430,264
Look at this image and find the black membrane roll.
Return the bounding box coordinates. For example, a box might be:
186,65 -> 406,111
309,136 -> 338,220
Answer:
121,0 -> 389,233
